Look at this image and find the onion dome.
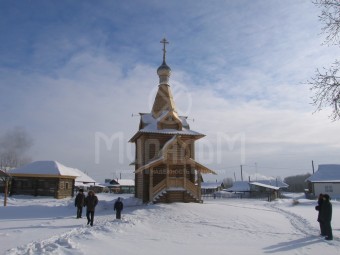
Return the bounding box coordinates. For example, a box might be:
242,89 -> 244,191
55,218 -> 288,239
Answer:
157,38 -> 171,84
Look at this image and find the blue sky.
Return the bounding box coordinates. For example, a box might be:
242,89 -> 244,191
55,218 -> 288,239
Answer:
1,0 -> 339,182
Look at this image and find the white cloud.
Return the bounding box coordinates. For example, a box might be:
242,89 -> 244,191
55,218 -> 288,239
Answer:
1,0 -> 340,182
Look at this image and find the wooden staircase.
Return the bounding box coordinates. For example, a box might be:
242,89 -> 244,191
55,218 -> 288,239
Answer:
151,178 -> 201,203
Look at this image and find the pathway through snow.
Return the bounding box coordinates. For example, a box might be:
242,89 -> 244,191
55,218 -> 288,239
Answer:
3,197 -> 340,255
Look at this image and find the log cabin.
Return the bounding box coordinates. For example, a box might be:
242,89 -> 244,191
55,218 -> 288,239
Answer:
8,161 -> 79,199
129,39 -> 216,203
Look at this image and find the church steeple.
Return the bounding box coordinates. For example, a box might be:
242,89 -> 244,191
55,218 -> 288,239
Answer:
157,38 -> 171,85
152,38 -> 177,119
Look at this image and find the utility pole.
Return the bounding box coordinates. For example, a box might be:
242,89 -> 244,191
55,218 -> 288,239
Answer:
255,162 -> 258,181
240,165 -> 243,181
312,160 -> 315,174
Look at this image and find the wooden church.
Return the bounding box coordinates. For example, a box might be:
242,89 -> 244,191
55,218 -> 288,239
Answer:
130,39 -> 216,203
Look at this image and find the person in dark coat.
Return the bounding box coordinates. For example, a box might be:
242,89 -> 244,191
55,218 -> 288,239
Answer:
75,189 -> 85,219
114,197 -> 124,219
315,193 -> 325,236
319,194 -> 333,240
85,190 -> 98,226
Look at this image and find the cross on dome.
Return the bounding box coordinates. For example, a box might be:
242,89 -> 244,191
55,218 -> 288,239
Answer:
160,38 -> 169,63
157,38 -> 171,84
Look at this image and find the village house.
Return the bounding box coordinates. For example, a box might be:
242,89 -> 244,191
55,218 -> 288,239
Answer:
201,181 -> 223,196
104,179 -> 135,194
74,168 -> 97,192
129,39 -> 216,203
223,179 -> 288,201
305,164 -> 340,199
8,161 -> 96,199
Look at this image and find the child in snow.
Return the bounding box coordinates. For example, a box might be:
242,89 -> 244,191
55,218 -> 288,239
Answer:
114,197 -> 124,219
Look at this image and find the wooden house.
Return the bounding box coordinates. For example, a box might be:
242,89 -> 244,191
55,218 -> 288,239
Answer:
104,179 -> 135,194
201,181 -> 223,196
74,168 -> 97,192
129,39 -> 216,203
305,164 -> 340,199
8,161 -> 79,199
224,180 -> 288,200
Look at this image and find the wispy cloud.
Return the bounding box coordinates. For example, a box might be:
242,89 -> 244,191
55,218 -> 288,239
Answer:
0,0 -> 339,181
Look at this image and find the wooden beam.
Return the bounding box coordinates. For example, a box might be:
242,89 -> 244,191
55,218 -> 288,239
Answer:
149,168 -> 153,202
166,164 -> 169,188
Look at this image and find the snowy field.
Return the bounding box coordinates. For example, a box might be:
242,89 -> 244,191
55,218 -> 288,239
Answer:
0,193 -> 339,255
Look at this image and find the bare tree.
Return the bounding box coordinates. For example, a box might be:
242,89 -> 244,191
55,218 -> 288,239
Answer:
308,0 -> 340,120
0,127 -> 33,170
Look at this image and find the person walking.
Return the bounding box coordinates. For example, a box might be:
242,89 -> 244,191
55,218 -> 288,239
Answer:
85,190 -> 98,226
315,193 -> 325,236
114,197 -> 124,220
75,189 -> 85,219
320,194 -> 333,240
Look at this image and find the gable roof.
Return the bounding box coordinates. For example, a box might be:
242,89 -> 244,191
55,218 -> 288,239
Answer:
306,164 -> 340,182
224,179 -> 288,192
72,168 -> 96,183
129,113 -> 204,142
224,181 -> 250,192
201,181 -> 222,189
117,179 -> 135,186
8,161 -> 80,178
252,179 -> 288,188
134,136 -> 217,175
250,182 -> 280,190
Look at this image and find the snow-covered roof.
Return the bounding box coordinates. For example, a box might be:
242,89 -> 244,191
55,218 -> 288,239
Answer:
9,161 -> 80,177
250,182 -> 280,190
75,182 -> 92,187
129,113 -> 204,142
72,168 -> 96,183
225,179 -> 287,192
224,181 -> 250,192
306,164 -> 340,182
201,182 -> 222,189
118,179 -> 135,186
252,179 -> 288,188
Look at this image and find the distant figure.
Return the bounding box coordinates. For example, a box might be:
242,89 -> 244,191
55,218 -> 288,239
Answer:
75,189 -> 85,219
315,193 -> 325,236
85,190 -> 98,226
114,197 -> 124,219
320,194 -> 333,240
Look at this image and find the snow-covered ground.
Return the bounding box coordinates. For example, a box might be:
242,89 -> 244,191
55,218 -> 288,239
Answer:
0,193 -> 339,255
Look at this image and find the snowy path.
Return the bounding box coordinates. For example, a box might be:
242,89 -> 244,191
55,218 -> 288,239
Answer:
1,196 -> 340,255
